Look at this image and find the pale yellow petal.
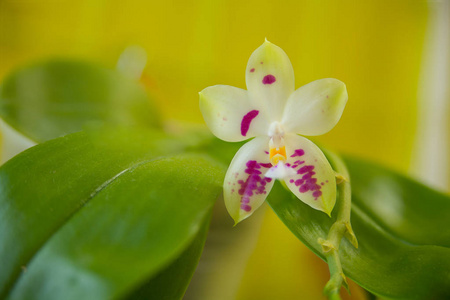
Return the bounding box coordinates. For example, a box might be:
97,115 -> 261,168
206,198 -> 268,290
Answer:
282,78 -> 348,136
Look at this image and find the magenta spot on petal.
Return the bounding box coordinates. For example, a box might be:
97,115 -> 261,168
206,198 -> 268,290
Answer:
250,68 -> 255,72
246,160 -> 258,168
223,117 -> 227,121
264,151 -> 269,154
245,168 -> 261,175
260,61 -> 263,64
237,160 -> 274,206
295,179 -> 304,186
289,179 -> 294,183
326,95 -> 329,98
286,163 -> 291,167
241,110 -> 259,136
326,180 -> 329,183
241,204 -> 252,212
291,149 -> 305,157
313,190 -> 322,198
305,183 -> 316,191
299,165 -> 315,174
260,163 -> 272,168
290,163 -> 325,197
248,182 -> 258,190
232,189 -> 235,193
299,185 -> 309,193
262,74 -> 276,85
308,178 -> 318,184
302,173 -> 312,180
244,190 -> 253,196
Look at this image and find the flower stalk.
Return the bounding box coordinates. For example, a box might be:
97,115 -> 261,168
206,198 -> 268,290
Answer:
319,150 -> 358,300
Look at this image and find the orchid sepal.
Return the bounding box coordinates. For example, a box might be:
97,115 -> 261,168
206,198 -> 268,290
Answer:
282,78 -> 348,136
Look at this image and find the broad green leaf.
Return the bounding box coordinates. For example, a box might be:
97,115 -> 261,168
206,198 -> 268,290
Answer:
346,156 -> 450,247
267,156 -> 450,300
0,59 -> 161,143
0,127 -> 224,299
127,219 -> 210,300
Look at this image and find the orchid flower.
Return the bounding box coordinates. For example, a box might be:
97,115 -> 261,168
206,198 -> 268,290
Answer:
199,40 -> 348,224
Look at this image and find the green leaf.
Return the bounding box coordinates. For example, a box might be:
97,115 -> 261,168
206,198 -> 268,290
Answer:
347,156 -> 450,247
0,127 -> 224,299
0,59 -> 161,143
127,218 -> 210,300
267,155 -> 450,300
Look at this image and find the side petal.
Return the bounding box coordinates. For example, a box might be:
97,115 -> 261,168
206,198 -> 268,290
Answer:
199,85 -> 269,142
282,78 -> 348,136
245,40 -> 295,122
224,136 -> 275,224
283,133 -> 336,215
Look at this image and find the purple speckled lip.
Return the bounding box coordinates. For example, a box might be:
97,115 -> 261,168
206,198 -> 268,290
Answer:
237,160 -> 272,212
240,110 -> 259,136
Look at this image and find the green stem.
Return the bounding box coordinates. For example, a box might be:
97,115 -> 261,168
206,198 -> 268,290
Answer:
329,293 -> 343,300
319,150 -> 358,300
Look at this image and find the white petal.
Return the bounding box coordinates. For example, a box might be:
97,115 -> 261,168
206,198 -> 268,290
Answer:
224,136 -> 275,224
199,85 -> 269,142
245,40 -> 295,122
282,133 -> 336,215
282,78 -> 348,136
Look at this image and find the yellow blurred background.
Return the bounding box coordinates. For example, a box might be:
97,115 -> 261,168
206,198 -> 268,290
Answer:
1,0 -> 446,299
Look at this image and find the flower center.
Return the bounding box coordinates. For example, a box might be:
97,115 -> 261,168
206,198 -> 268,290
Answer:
268,122 -> 286,166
